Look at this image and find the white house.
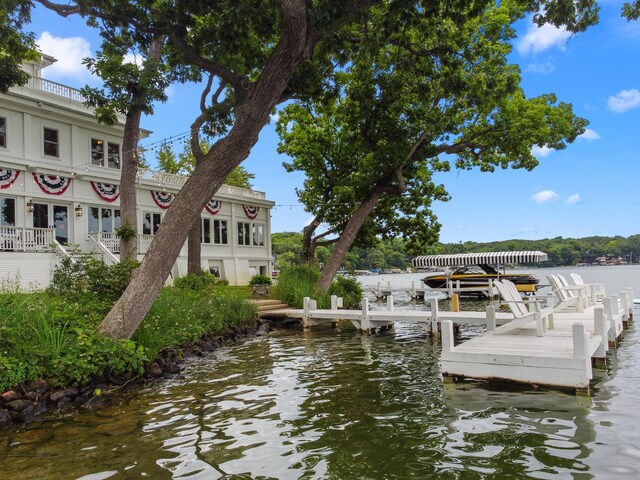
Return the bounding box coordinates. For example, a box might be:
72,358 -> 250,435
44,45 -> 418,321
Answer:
0,55 -> 274,289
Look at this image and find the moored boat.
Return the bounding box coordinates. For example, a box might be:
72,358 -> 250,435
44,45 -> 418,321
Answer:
412,251 -> 547,297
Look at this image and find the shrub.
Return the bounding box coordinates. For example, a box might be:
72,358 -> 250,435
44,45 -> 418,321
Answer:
173,271 -> 219,290
249,274 -> 272,286
329,275 -> 363,309
273,265 -> 330,308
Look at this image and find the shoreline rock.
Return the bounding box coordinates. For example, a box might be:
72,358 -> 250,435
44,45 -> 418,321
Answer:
0,320 -> 274,428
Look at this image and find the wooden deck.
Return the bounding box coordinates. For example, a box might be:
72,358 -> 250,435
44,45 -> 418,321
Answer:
258,287 -> 634,394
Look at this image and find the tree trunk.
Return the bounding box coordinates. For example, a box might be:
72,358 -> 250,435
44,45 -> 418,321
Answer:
301,216 -> 320,264
99,21 -> 309,339
187,219 -> 202,275
118,109 -> 141,261
317,190 -> 384,291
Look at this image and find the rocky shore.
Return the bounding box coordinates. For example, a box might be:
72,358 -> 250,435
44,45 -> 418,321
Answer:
0,319 -> 272,428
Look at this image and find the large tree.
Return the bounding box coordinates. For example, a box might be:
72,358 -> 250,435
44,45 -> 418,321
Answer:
5,1 -> 603,338
277,2 -> 589,290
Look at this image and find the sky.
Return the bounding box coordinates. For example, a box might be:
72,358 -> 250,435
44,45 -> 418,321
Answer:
25,1 -> 640,244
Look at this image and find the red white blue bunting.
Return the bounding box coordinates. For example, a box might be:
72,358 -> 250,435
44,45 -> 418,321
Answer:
204,200 -> 222,215
151,190 -> 174,209
0,168 -> 20,189
242,204 -> 260,219
91,182 -> 120,202
32,173 -> 71,195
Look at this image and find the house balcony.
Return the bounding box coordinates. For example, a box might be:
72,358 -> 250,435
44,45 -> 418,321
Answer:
88,232 -> 155,255
26,76 -> 85,103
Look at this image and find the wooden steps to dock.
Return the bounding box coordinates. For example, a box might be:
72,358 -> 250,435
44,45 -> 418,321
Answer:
251,299 -> 294,317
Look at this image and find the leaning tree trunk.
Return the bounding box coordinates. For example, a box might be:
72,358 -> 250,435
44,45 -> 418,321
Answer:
301,216 -> 320,264
118,109 -> 142,261
187,220 -> 202,275
99,21 -> 308,339
317,190 -> 384,291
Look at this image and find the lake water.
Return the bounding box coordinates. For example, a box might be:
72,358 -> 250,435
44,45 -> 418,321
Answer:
1,266 -> 639,479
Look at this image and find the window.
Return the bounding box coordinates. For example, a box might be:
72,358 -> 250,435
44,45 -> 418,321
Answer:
108,143 -> 120,169
91,138 -> 104,166
238,221 -> 263,246
0,197 -> 15,226
0,117 -> 6,148
214,219 -> 228,245
91,138 -> 120,169
143,211 -> 162,235
237,221 -> 251,246
43,127 -> 59,157
203,218 -> 228,244
252,223 -> 265,246
88,207 -> 121,233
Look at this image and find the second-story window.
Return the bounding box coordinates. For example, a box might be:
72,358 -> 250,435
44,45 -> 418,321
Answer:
0,118 -> 6,148
91,138 -> 120,169
143,211 -> 162,235
43,127 -> 59,157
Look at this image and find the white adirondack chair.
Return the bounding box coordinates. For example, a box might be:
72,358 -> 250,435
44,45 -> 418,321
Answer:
491,280 -> 555,337
569,272 -> 606,303
547,274 -> 588,312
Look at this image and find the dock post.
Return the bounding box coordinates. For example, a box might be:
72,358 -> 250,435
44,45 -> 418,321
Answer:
376,282 -> 383,299
429,298 -> 439,338
619,290 -> 630,325
625,288 -> 634,321
603,297 -> 617,348
593,306 -> 608,361
411,281 -> 416,299
361,297 -> 371,333
572,323 -> 591,395
303,297 -> 311,330
387,295 -> 394,311
450,294 -> 460,312
441,320 -> 454,358
486,305 -> 496,332
331,295 -> 338,310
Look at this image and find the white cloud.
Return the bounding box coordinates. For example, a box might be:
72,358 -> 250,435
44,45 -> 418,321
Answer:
607,89 -> 640,113
566,194 -> 581,205
531,190 -> 559,203
270,112 -> 280,123
531,145 -> 554,158
123,52 -> 144,67
578,128 -> 601,141
517,23 -> 571,55
36,32 -> 92,80
524,61 -> 555,74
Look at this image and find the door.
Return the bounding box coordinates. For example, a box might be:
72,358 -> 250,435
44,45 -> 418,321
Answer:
33,203 -> 69,244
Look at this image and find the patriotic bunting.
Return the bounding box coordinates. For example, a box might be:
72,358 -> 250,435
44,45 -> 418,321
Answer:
33,173 -> 71,195
242,204 -> 260,219
91,182 -> 120,202
151,190 -> 174,209
0,168 -> 19,189
204,200 -> 222,215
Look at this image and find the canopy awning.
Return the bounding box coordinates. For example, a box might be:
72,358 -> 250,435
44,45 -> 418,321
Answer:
412,251 -> 548,268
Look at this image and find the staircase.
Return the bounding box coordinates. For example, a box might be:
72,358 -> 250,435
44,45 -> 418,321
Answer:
250,299 -> 293,318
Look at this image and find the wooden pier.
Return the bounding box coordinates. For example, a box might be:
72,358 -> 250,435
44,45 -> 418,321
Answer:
258,284 -> 635,394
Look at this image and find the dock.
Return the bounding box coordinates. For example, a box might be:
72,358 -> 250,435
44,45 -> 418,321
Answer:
259,285 -> 635,394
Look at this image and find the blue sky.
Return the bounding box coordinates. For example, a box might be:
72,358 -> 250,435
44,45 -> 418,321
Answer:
27,2 -> 639,243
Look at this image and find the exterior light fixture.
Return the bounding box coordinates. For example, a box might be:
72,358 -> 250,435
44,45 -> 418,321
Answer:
26,199 -> 34,213
75,204 -> 83,217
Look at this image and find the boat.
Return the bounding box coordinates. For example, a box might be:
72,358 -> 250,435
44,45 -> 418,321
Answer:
412,251 -> 548,297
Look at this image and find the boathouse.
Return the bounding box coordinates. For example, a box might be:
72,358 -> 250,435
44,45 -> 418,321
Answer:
0,54 -> 274,288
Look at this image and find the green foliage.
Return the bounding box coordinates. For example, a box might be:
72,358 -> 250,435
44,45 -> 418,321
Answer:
48,256 -> 139,302
115,221 -> 137,241
273,265 -> 330,308
173,271 -> 220,290
249,274 -> 272,286
329,276 -> 362,309
134,288 -> 257,359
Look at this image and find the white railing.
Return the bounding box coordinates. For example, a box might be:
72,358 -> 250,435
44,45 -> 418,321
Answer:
26,76 -> 85,103
0,226 -> 55,252
87,233 -> 120,265
88,232 -> 155,255
136,168 -> 266,200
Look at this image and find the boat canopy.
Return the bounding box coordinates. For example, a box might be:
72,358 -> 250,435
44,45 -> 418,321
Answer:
412,251 -> 548,268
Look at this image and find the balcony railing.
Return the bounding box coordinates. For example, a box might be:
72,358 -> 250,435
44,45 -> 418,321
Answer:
0,226 -> 55,252
26,76 -> 85,103
136,169 -> 266,200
